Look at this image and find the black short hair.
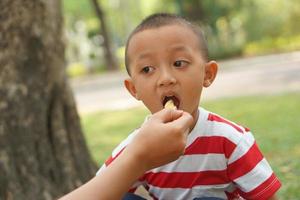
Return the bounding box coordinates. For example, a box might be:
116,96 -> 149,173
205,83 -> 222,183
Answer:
125,13 -> 209,75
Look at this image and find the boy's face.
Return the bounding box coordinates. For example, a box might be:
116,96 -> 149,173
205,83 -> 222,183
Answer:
125,24 -> 217,119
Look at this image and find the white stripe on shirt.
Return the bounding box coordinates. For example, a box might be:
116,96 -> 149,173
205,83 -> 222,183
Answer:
152,154 -> 227,173
228,131 -> 255,164
234,158 -> 273,192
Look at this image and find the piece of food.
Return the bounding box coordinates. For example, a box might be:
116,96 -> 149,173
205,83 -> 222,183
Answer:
164,99 -> 177,109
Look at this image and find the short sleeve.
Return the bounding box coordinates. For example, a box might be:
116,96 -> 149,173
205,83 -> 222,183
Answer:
227,131 -> 281,199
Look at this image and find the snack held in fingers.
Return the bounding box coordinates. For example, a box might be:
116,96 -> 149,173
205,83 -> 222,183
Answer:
164,99 -> 177,109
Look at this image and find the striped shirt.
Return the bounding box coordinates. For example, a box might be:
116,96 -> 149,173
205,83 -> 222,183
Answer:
97,107 -> 281,199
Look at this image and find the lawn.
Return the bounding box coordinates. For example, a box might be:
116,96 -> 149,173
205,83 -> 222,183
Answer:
81,93 -> 300,199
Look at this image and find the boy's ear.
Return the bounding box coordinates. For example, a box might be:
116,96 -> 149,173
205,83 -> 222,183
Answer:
203,60 -> 218,87
124,78 -> 140,100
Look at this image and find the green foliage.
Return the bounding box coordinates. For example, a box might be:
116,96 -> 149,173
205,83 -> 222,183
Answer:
244,35 -> 300,56
63,0 -> 94,21
82,93 -> 300,198
67,62 -> 87,77
63,0 -> 300,73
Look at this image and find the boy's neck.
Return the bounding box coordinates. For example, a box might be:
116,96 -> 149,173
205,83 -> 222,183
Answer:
189,108 -> 199,133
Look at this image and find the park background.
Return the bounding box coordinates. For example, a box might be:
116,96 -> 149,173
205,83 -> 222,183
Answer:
1,0 -> 299,199
64,0 -> 300,198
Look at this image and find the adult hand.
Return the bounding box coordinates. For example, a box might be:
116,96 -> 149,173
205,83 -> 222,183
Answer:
125,108 -> 193,172
59,108 -> 193,200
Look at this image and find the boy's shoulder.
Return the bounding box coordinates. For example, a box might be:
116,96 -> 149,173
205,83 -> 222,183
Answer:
198,107 -> 252,144
111,129 -> 140,157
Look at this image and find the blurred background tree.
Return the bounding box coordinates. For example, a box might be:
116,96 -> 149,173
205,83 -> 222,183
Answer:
0,0 -> 96,199
63,0 -> 300,77
91,0 -> 119,71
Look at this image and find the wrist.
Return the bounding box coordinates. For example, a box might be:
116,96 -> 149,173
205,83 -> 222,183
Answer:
121,146 -> 149,176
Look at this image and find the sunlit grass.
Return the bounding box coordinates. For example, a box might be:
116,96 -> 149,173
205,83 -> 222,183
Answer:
82,107 -> 149,165
81,93 -> 300,198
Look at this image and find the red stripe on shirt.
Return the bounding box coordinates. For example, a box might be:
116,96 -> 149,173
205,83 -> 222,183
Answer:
243,126 -> 251,132
208,113 -> 244,133
237,173 -> 281,200
143,170 -> 230,188
104,147 -> 125,166
225,189 -> 240,200
227,142 -> 263,180
128,187 -> 137,193
184,136 -> 236,158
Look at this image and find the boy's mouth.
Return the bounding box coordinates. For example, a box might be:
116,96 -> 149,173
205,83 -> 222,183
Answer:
162,95 -> 180,109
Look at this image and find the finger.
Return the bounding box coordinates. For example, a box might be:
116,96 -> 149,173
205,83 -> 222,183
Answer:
152,109 -> 184,123
170,112 -> 193,131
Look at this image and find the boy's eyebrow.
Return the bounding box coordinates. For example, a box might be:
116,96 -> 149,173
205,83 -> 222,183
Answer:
167,45 -> 191,53
136,51 -> 153,60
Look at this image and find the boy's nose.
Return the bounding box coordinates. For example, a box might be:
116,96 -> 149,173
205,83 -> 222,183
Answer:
157,68 -> 177,87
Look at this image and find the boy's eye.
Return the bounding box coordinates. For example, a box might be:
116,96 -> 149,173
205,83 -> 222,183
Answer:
173,60 -> 188,68
141,66 -> 154,74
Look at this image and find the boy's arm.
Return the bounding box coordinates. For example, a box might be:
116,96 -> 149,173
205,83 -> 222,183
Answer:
227,130 -> 281,199
59,109 -> 193,200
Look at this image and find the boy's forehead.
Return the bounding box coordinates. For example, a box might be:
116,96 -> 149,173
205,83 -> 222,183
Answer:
127,24 -> 200,54
131,24 -> 197,41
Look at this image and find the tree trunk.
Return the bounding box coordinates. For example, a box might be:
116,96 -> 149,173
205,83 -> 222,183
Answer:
0,0 -> 96,199
91,0 -> 119,71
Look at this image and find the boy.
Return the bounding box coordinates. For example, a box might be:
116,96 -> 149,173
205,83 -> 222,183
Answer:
97,13 -> 281,199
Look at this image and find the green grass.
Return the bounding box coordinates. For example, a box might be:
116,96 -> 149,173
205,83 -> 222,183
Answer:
81,93 -> 300,198
82,107 -> 150,165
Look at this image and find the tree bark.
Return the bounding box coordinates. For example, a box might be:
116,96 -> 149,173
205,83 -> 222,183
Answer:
0,0 -> 96,199
91,0 -> 119,71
